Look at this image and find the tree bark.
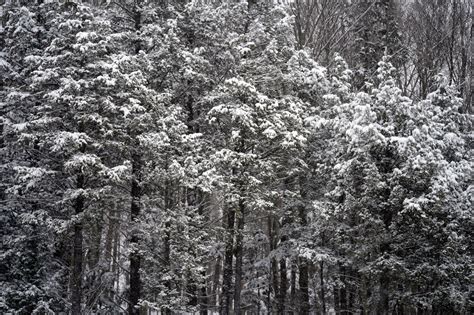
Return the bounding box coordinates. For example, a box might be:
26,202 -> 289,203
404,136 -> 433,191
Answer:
465,3 -> 473,113
233,199 -> 245,315
377,272 -> 390,315
197,190 -> 208,315
334,284 -> 340,314
112,211 -> 121,303
162,183 -> 172,315
320,260 -> 326,315
298,176 -> 310,314
339,265 -> 348,315
129,150 -> 142,315
278,258 -> 287,314
290,263 -> 297,315
71,173 -> 85,315
211,256 -> 221,310
220,205 -> 235,315
104,203 -> 116,270
299,258 -> 310,315
268,215 -> 279,313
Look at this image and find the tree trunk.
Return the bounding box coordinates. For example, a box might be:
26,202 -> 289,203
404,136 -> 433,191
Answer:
320,261 -> 326,315
234,199 -> 245,315
339,266 -> 348,315
112,211 -> 121,304
162,183 -> 172,315
465,3 -> 473,113
197,190 -> 208,315
299,258 -> 310,315
71,173 -> 85,315
211,256 -> 221,310
104,203 -> 116,270
129,150 -> 142,315
268,215 -> 279,313
104,203 -> 118,302
298,177 -> 310,314
129,3 -> 142,314
220,205 -> 235,315
377,272 -> 390,315
334,285 -> 340,314
200,285 -> 208,315
290,263 -> 297,315
278,258 -> 287,314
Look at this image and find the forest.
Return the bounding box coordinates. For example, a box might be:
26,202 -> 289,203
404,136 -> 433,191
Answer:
0,0 -> 472,314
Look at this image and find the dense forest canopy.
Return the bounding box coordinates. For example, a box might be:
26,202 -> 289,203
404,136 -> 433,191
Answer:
0,0 -> 472,314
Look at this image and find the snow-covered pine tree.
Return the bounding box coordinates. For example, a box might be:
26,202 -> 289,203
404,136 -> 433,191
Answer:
9,3 -> 123,313
0,2 -> 68,313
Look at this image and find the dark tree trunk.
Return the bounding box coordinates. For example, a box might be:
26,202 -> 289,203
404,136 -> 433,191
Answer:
298,177 -> 310,314
378,272 -> 390,315
129,151 -> 142,315
71,173 -> 84,315
220,205 -> 235,315
197,191 -> 208,315
278,258 -> 287,314
290,263 -> 297,314
268,215 -> 279,313
233,199 -> 245,315
348,282 -> 355,315
162,183 -> 172,315
299,258 -> 310,315
129,3 -> 142,314
271,258 -> 279,312
334,285 -> 340,314
339,266 -> 348,315
200,285 -> 208,315
278,187 -> 289,315
320,261 -> 326,315
465,12 -> 472,113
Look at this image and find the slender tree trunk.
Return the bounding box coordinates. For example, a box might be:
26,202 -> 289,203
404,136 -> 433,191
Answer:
104,203 -> 116,270
298,177 -> 310,314
271,257 -> 279,312
88,218 -> 102,274
234,199 -> 245,315
221,205 -> 235,315
320,261 -> 326,315
129,150 -> 142,315
465,4 -> 473,113
348,278 -> 355,315
290,263 -> 297,315
211,257 -> 221,310
268,215 -> 279,313
200,285 -> 208,315
197,190 -> 208,315
278,258 -> 287,314
257,271 -> 261,314
278,182 -> 289,315
104,203 -> 118,303
129,3 -> 143,313
71,173 -> 85,315
448,0 -> 458,86
360,276 -> 369,315
162,183 -> 172,315
299,258 -> 310,315
334,285 -> 340,314
378,272 -> 390,315
112,212 -> 121,303
339,265 -> 348,315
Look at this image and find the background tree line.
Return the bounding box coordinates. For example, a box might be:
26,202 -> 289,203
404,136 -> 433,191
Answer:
0,0 -> 472,314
